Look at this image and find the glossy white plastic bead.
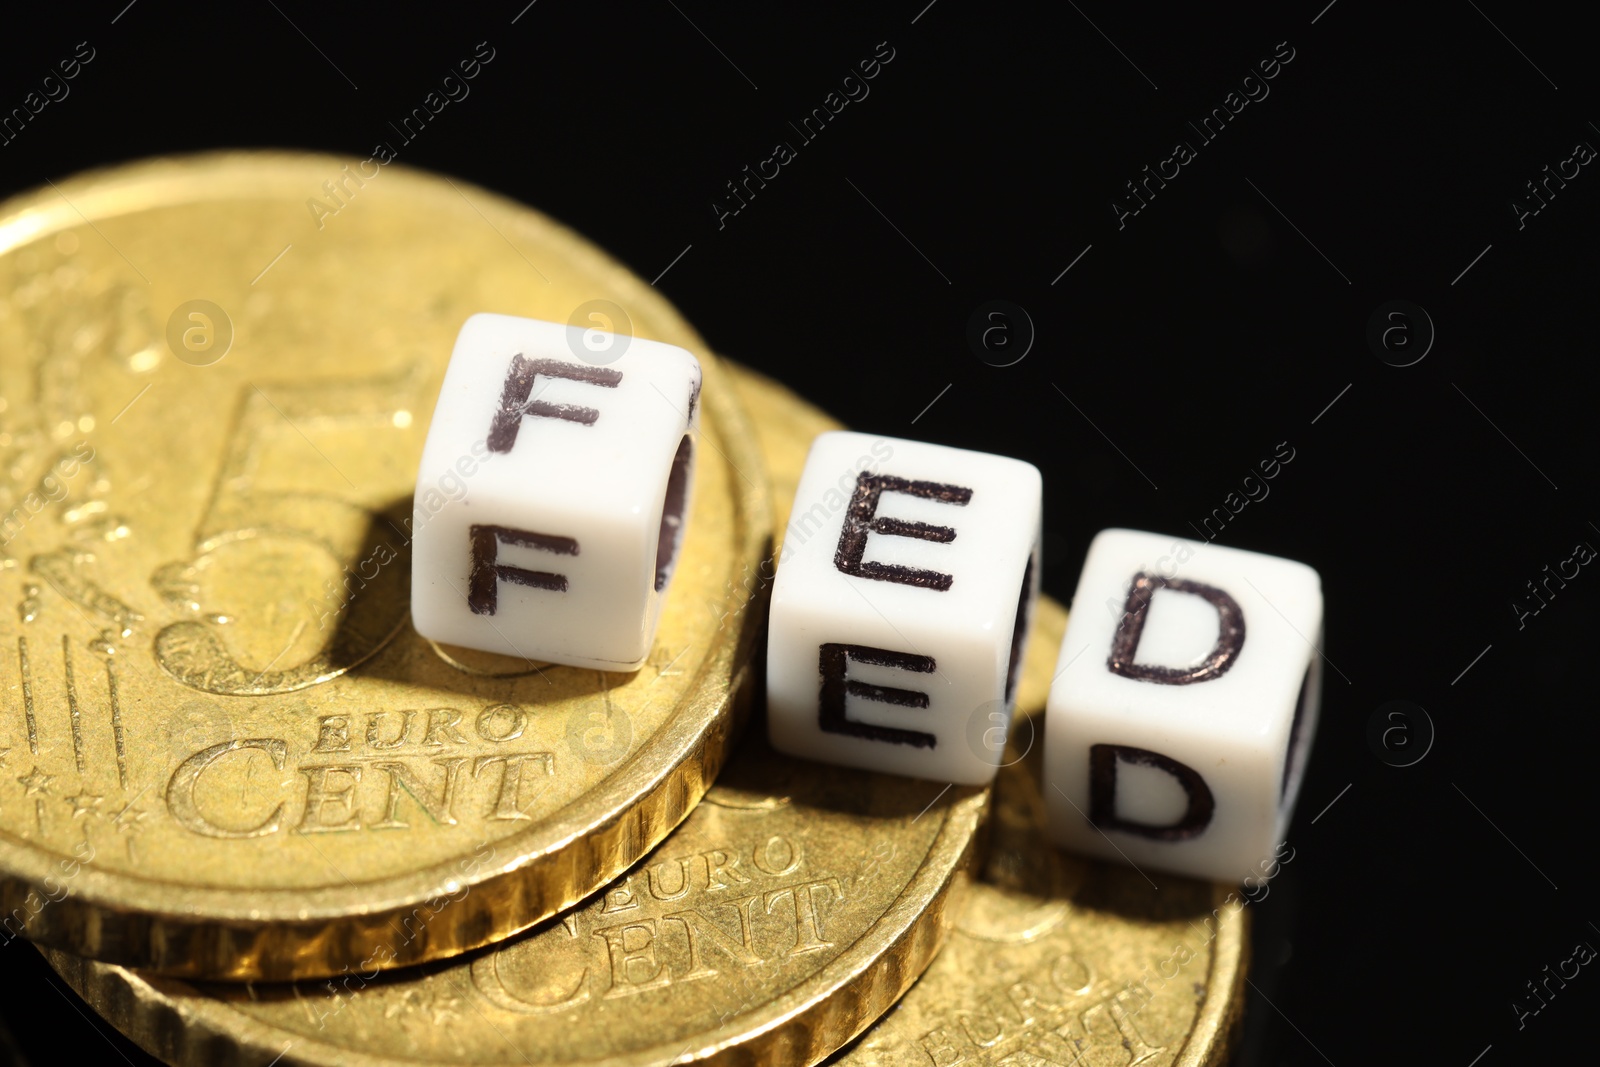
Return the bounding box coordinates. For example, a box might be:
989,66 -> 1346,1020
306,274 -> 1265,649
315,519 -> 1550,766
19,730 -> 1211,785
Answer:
410,313 -> 699,670
1044,529 -> 1323,882
766,431 -> 1041,785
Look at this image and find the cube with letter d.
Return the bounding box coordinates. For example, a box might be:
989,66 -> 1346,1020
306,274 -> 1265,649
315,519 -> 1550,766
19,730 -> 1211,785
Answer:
1043,529 -> 1323,882
766,431 -> 1041,785
410,313 -> 699,670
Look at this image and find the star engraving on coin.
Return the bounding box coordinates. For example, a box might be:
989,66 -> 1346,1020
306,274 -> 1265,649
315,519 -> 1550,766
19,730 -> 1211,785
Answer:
64,793 -> 103,819
109,802 -> 147,834
16,766 -> 54,796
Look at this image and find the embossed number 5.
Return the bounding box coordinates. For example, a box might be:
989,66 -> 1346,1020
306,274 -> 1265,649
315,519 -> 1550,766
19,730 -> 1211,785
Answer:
153,368 -> 420,695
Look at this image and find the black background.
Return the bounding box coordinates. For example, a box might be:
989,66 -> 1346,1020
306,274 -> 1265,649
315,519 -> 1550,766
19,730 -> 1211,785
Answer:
1,1 -> 1596,1064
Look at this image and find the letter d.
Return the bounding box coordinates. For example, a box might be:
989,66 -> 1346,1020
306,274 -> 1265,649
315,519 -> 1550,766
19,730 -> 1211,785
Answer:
1089,744 -> 1215,840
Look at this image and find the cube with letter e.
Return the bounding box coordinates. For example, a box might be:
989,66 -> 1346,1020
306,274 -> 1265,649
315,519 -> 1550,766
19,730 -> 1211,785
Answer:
1043,529 -> 1323,881
766,431 -> 1041,785
410,313 -> 699,670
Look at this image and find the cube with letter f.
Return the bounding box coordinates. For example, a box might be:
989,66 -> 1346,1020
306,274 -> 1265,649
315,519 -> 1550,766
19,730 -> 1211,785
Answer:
766,431 -> 1042,785
410,313 -> 700,670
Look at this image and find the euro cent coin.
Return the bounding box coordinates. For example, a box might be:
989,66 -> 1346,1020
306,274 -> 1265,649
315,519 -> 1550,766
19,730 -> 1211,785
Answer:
0,152 -> 770,980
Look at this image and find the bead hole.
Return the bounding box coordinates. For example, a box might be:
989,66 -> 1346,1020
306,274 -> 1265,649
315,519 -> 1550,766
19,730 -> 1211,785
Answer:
654,435 -> 694,593
1002,549 -> 1037,706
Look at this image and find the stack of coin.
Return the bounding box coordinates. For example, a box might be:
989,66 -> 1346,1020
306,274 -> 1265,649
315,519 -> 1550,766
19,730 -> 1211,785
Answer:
0,155 -> 1244,1065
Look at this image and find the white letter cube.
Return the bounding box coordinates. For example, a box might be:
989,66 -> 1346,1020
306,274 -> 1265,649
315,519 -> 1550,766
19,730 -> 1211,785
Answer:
410,313 -> 700,670
1044,529 -> 1322,882
767,431 -> 1041,785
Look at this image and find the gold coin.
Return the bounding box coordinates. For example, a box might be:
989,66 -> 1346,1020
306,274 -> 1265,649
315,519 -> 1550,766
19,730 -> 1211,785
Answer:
0,152 -> 769,979
43,366 -> 1244,1067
